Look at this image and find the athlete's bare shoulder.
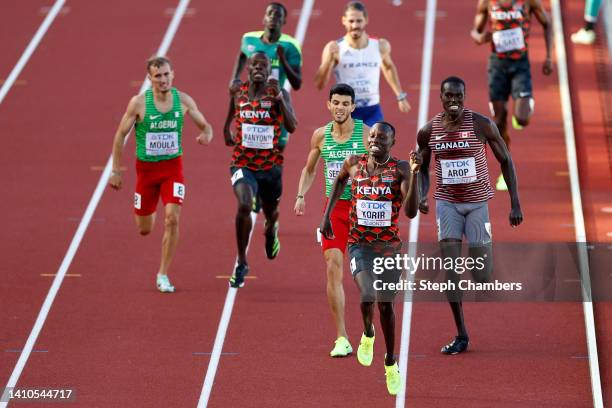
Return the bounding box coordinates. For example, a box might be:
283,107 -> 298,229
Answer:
312,126 -> 327,149
127,93 -> 145,120
416,120 -> 433,146
471,111 -> 496,131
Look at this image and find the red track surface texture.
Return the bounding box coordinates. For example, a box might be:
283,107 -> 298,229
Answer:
0,1 -> 610,407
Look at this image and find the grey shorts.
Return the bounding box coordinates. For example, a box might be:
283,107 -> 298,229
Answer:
436,200 -> 492,245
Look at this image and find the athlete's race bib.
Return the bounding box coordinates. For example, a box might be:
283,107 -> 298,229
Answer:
326,161 -> 343,183
270,68 -> 280,80
241,124 -> 274,149
356,199 -> 392,227
441,157 -> 477,184
492,27 -> 525,53
348,78 -> 373,106
145,132 -> 179,156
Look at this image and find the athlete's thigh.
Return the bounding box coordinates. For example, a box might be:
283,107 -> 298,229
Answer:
488,55 -> 511,102
159,162 -> 185,207
230,167 -> 258,205
510,56 -> 533,101
436,199 -> 466,241
135,170 -> 161,216
257,165 -> 283,208
464,201 -> 492,246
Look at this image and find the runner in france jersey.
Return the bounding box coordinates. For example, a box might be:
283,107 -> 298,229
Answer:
109,56 -> 213,293
314,1 -> 411,126
294,84 -> 367,358
417,76 -> 522,355
320,122 -> 421,396
471,0 -> 552,190
224,52 -> 297,289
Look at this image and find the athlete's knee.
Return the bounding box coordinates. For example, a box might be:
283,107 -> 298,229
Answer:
164,212 -> 179,229
377,302 -> 394,315
237,201 -> 252,218
515,115 -> 530,127
138,224 -> 153,235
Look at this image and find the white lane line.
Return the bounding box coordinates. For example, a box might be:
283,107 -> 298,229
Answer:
0,0 -> 65,105
0,2 -> 191,407
195,2 -> 315,407
396,0 -> 437,406
550,1 -> 603,406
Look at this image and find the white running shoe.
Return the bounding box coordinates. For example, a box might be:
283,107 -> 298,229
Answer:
156,274 -> 175,293
571,28 -> 596,45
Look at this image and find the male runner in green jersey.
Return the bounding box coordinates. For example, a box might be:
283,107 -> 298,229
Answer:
229,2 -> 302,149
295,83 -> 368,357
109,56 -> 213,293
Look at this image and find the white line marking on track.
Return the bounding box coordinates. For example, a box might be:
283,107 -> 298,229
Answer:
196,2 -> 315,406
0,2 -> 191,407
396,1 -> 437,406
0,0 -> 65,105
550,1 -> 603,406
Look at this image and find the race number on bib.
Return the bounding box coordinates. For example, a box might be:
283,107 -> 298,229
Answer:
492,27 -> 525,53
173,182 -> 185,199
326,161 -> 343,183
145,132 -> 179,156
356,199 -> 392,227
441,157 -> 477,184
241,124 -> 274,149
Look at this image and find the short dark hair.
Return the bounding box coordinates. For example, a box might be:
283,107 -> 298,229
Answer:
267,2 -> 288,19
329,83 -> 355,103
440,76 -> 466,93
344,1 -> 368,18
373,121 -> 396,138
147,56 -> 172,73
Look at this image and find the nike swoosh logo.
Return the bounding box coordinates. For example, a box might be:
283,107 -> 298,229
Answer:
435,135 -> 444,140
150,115 -> 161,120
326,145 -> 335,150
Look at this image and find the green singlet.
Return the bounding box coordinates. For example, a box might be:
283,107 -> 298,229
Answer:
320,119 -> 366,200
135,88 -> 184,162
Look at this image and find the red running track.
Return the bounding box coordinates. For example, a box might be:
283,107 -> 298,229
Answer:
0,0 -> 610,407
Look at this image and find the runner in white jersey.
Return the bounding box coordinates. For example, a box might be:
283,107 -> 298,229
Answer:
314,1 -> 411,126
417,76 -> 523,355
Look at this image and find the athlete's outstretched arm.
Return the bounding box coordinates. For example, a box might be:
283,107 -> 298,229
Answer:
314,41 -> 339,90
109,95 -> 140,190
295,128 -> 324,215
276,45 -> 302,90
277,87 -> 298,133
223,90 -> 239,146
478,115 -> 523,226
399,152 -> 422,218
471,0 -> 491,45
379,39 -> 410,113
530,0 -> 553,75
416,122 -> 433,214
180,92 -> 213,145
319,155 -> 359,239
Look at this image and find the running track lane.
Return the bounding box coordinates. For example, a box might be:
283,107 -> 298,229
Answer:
0,1 -> 50,81
406,0 -> 595,406
207,1 -> 425,407
564,0 -> 612,404
0,0 -> 211,405
1,0 -> 301,406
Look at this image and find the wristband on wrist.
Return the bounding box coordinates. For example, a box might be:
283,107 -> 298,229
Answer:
396,92 -> 407,101
296,195 -> 304,199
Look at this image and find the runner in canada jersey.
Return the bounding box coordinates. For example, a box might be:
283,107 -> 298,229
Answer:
224,52 -> 297,289
417,77 -> 523,355
320,121 -> 421,396
471,0 -> 552,191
